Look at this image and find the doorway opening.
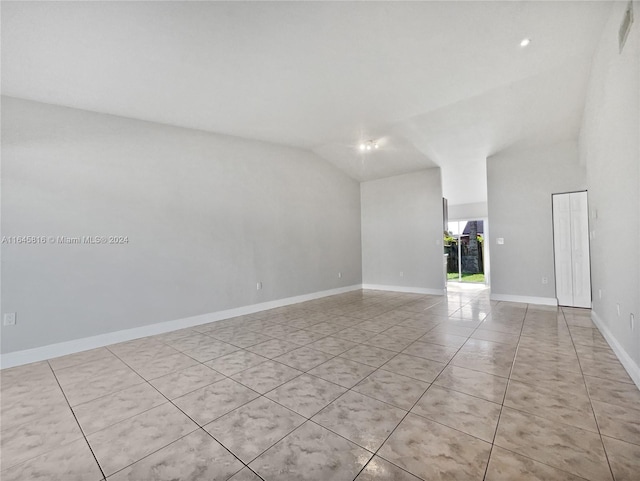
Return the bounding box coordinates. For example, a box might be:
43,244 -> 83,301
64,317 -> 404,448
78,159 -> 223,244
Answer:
445,220 -> 485,284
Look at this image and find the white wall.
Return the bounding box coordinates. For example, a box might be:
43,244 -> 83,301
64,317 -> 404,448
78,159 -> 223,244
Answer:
448,201 -> 488,222
579,1 -> 639,380
361,169 -> 445,294
487,141 -> 586,304
1,97 -> 362,354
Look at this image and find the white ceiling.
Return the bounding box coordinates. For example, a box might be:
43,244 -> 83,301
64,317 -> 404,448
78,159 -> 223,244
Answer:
1,1 -> 611,205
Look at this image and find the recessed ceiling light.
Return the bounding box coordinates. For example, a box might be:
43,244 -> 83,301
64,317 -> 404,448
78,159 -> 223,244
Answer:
359,140 -> 380,152
520,38 -> 531,47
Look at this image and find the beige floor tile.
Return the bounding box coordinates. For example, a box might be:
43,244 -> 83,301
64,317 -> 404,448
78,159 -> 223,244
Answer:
579,358 -> 634,384
49,347 -> 117,371
381,353 -> 446,383
336,327 -> 376,343
433,364 -> 508,403
419,330 -> 469,348
205,397 -> 304,463
129,352 -> 200,380
451,339 -> 516,377
355,456 -> 422,481
307,357 -> 375,388
228,468 -> 263,481
246,338 -> 301,358
87,402 -> 197,476
149,363 -> 226,399
61,366 -> 146,406
510,360 -> 585,386
378,413 -> 491,480
249,421 -> 371,481
1,407 -> 84,471
307,336 -> 359,355
163,332 -> 219,351
73,381 -> 167,434
107,429 -> 243,480
265,373 -> 347,418
181,340 -> 240,362
312,390 -> 406,451
340,345 -> 397,368
1,384 -> 70,431
54,356 -> 130,387
429,323 -> 477,337
380,325 -> 429,341
273,346 -> 334,371
584,375 -> 640,412
412,385 -> 501,442
172,378 -> 259,425
215,330 -> 275,348
494,407 -> 612,481
602,435 -> 640,481
352,370 -> 429,410
504,379 -> 598,432
284,330 -> 328,346
0,438 -> 103,481
117,345 -> 185,367
591,399 -> 640,446
364,334 -> 414,352
204,350 -> 268,376
231,360 -> 302,394
485,446 -> 587,481
401,340 -> 459,363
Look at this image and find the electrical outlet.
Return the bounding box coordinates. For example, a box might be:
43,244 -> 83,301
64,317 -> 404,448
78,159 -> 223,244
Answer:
256,282 -> 262,290
496,238 -> 504,245
616,304 -> 621,317
338,272 -> 342,278
541,277 -> 548,284
3,313 -> 16,326
630,313 -> 635,331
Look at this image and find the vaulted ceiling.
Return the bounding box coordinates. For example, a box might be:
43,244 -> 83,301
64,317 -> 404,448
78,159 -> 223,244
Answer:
1,1 -> 611,205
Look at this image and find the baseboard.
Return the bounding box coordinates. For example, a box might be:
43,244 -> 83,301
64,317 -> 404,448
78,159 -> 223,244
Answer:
362,284 -> 445,296
591,310 -> 640,390
0,284 -> 363,369
490,293 -> 558,306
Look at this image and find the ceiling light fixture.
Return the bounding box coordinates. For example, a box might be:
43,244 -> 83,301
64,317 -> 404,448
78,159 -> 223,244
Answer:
359,140 -> 379,151
520,38 -> 531,47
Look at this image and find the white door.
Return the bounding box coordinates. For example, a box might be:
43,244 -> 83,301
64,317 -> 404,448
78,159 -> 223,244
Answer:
570,192 -> 591,308
552,192 -> 591,308
553,194 -> 573,306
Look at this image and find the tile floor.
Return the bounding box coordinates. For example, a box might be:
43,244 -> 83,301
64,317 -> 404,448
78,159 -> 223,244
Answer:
1,286 -> 639,480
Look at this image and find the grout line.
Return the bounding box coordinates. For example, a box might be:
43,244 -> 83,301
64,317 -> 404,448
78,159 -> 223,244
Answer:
349,288 -> 492,480
564,307 -> 618,481
45,361 -> 108,480
480,303 -> 528,481
103,349 -> 254,477
479,305 -> 615,481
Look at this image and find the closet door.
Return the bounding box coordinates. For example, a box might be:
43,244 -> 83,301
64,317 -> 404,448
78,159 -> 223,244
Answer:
570,192 -> 591,308
553,194 -> 574,306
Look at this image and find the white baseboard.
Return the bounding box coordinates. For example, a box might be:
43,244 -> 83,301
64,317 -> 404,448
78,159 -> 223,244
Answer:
490,293 -> 558,306
0,284 -> 363,369
591,310 -> 640,390
362,284 -> 445,296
